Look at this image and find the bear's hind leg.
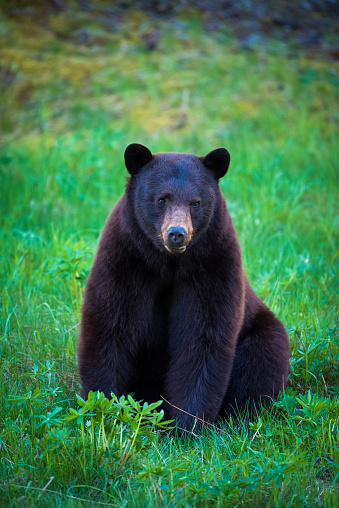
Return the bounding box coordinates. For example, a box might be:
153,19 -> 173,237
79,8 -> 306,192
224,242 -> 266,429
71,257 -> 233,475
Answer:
220,308 -> 290,419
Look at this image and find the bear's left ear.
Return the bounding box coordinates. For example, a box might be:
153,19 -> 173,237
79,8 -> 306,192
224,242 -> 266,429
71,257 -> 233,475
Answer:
200,148 -> 230,180
124,143 -> 153,176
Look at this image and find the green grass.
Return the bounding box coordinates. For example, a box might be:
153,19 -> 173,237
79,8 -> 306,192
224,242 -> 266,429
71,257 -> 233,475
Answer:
0,6 -> 338,507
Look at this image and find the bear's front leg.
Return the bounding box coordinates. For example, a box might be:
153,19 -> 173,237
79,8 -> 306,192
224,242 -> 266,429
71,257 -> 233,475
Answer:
165,340 -> 237,431
78,307 -> 136,399
165,279 -> 244,430
78,260 -> 163,401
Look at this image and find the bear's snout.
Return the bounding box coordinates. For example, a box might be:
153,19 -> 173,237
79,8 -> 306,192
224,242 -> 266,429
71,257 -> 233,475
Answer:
167,227 -> 187,249
161,205 -> 193,254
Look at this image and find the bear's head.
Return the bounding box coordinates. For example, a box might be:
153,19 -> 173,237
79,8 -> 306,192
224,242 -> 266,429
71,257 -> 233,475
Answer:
124,143 -> 230,255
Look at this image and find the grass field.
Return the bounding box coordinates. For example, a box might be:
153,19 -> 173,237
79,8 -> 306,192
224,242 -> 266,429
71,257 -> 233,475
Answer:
0,5 -> 338,507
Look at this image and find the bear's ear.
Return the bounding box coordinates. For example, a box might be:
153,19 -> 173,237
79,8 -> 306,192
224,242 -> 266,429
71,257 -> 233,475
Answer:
124,143 -> 153,175
200,148 -> 230,180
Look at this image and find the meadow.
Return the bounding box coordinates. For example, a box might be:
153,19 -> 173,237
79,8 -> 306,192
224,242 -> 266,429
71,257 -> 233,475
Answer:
0,5 -> 338,507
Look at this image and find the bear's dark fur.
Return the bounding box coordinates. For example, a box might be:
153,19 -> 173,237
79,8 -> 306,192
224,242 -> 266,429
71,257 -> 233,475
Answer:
78,144 -> 290,429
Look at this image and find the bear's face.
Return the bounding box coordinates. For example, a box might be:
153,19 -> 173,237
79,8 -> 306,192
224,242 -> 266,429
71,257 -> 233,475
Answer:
124,144 -> 230,255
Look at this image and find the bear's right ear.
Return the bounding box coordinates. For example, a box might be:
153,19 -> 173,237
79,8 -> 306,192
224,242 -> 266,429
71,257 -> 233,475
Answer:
124,143 -> 153,176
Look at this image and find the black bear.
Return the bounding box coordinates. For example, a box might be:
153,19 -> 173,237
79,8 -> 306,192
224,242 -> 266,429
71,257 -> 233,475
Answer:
78,144 -> 290,429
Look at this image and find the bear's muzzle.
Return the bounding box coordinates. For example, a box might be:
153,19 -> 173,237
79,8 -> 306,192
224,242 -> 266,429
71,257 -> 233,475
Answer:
161,205 -> 193,254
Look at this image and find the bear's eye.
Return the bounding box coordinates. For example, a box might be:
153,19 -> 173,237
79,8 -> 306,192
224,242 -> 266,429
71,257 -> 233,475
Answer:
191,201 -> 200,208
158,197 -> 167,206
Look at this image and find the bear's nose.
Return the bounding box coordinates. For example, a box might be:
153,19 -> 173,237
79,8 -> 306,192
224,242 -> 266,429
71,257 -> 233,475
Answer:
167,227 -> 187,247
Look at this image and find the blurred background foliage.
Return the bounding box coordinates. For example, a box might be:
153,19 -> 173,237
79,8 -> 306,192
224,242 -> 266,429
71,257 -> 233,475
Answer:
1,0 -> 339,141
